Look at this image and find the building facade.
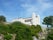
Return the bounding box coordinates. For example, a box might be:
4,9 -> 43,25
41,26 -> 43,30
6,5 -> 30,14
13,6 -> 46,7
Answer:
12,12 -> 40,26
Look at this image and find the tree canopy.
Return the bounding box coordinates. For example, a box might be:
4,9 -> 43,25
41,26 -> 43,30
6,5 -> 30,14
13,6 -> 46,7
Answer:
0,21 -> 42,40
43,16 -> 53,27
0,16 -> 6,23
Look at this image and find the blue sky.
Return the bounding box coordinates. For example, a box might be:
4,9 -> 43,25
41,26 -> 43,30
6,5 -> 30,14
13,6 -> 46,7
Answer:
0,0 -> 53,25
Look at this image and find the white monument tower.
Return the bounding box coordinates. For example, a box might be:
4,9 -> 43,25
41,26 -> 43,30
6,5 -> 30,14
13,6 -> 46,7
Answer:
32,12 -> 40,25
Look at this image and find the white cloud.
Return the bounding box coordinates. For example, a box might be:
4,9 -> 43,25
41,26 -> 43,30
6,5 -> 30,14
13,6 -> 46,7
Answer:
21,0 -> 53,16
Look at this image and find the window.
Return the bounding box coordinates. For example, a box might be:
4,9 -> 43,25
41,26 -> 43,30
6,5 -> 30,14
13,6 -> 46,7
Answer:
25,19 -> 31,22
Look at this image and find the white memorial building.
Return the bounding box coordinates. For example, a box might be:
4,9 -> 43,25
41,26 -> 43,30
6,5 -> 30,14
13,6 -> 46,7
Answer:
12,12 -> 40,26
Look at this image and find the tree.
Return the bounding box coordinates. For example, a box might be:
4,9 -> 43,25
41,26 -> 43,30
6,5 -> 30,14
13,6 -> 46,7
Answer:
0,23 -> 12,40
10,21 -> 33,40
0,16 -> 6,23
43,16 -> 53,27
0,23 -> 9,34
29,25 -> 42,38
